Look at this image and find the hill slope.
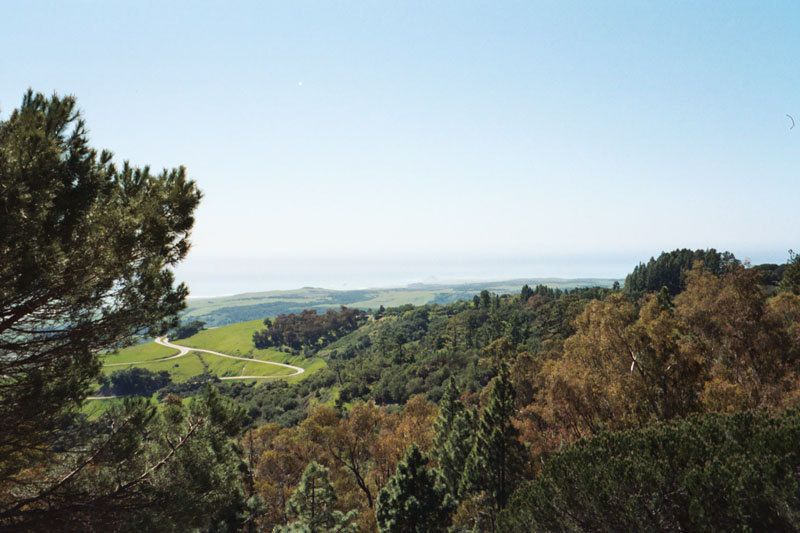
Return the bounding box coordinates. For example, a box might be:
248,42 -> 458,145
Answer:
183,278 -> 619,327
102,320 -> 324,384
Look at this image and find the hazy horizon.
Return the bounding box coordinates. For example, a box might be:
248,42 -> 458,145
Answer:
3,2 -> 798,298
176,247 -> 792,297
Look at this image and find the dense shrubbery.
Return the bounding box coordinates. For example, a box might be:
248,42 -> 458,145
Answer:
500,409 -> 800,532
219,284 -> 614,428
170,320 -> 206,340
106,368 -> 172,396
252,306 -> 366,351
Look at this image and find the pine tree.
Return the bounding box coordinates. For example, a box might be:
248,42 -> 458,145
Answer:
376,443 -> 455,533
433,378 -> 462,450
0,91 -> 249,530
432,378 -> 476,499
520,284 -> 534,302
463,363 -> 525,531
274,462 -> 358,533
781,249 -> 800,294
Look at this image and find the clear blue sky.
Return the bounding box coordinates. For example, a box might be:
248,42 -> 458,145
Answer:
2,1 -> 799,294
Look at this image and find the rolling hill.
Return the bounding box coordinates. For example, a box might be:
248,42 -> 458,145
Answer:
182,278 -> 619,327
101,319 -> 324,385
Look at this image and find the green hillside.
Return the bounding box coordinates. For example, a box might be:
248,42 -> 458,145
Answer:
102,352 -> 208,382
183,278 -> 619,327
100,319 -> 324,386
103,341 -> 176,364
178,319 -> 327,378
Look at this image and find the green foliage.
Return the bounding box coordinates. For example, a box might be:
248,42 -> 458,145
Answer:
376,443 -> 454,533
0,90 -> 204,525
499,409 -> 800,532
623,248 -> 737,300
753,262 -> 787,288
110,282 -> 619,429
198,283 -> 608,427
253,307 -> 365,351
780,249 -> 800,294
171,320 -> 206,340
520,284 -> 533,302
274,461 -> 358,533
109,367 -> 172,396
433,378 -> 476,500
463,364 -> 525,528
2,387 -> 249,531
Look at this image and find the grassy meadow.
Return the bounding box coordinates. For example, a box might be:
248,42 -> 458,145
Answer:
104,341 -> 176,364
177,319 -> 326,379
99,319 -> 324,386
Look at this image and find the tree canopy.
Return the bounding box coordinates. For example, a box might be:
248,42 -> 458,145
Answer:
253,307 -> 365,351
275,461 -> 358,533
221,250 -> 800,531
500,409 -> 800,532
623,248 -> 737,300
0,91 -> 253,530
376,443 -> 454,533
0,90 -> 201,463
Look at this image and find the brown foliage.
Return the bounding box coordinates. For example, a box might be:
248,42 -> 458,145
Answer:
532,264 -> 800,452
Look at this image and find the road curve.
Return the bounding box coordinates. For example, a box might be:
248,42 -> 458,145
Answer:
104,337 -> 304,379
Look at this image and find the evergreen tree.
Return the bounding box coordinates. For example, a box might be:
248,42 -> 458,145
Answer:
1,388 -> 250,531
443,408 -> 477,501
433,378 -> 462,449
275,461 -> 358,533
520,284 -> 534,302
0,91 -> 240,529
499,410 -> 800,532
376,443 -> 455,533
463,363 -> 525,531
623,248 -> 737,300
480,290 -> 492,309
780,249 -> 800,295
432,378 -> 476,499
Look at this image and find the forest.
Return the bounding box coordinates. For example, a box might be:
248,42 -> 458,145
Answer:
191,249 -> 800,532
3,92 -> 800,532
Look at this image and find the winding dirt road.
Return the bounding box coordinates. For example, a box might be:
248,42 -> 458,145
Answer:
105,337 -> 304,380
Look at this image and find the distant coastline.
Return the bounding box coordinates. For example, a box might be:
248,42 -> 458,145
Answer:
176,249 -> 788,298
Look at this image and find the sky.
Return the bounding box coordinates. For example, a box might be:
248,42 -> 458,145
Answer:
2,1 -> 799,295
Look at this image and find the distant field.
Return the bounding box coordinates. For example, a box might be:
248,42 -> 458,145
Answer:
102,351 -> 206,382
183,278 -> 620,327
104,342 -> 175,364
101,319 -> 322,385
184,288 -> 338,318
179,320 -> 324,380
179,319 -> 274,357
346,290 -> 443,309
